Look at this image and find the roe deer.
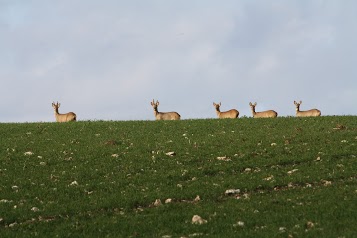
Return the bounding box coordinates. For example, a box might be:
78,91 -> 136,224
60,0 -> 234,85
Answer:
213,102 -> 239,119
150,99 -> 180,120
249,102 -> 277,118
52,102 -> 76,122
294,101 -> 321,117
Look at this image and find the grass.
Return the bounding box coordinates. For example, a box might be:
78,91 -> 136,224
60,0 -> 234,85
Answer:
0,116 -> 356,237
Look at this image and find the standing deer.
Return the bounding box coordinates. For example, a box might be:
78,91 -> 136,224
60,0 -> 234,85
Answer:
52,102 -> 77,122
294,101 -> 321,117
249,102 -> 277,118
150,99 -> 181,120
213,102 -> 239,119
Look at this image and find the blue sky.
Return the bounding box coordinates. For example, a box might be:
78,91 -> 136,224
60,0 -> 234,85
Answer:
1,1 -> 356,122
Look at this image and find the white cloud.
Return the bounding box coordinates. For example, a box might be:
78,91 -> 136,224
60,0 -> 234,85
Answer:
0,1 -> 356,122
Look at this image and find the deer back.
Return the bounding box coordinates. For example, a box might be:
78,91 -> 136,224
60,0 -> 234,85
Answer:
254,110 -> 278,118
296,109 -> 321,117
218,109 -> 239,119
156,112 -> 180,120
56,112 -> 77,122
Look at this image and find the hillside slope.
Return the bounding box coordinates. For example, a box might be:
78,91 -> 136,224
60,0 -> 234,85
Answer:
0,116 -> 356,237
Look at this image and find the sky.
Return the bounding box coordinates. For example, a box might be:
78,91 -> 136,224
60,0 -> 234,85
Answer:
1,1 -> 356,122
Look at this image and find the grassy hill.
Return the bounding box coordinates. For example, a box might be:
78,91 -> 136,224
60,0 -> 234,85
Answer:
0,116 -> 356,237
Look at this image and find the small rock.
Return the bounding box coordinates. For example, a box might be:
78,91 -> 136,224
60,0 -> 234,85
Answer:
165,152 -> 176,156
192,215 -> 207,225
217,156 -> 231,161
306,221 -> 315,229
153,199 -> 162,207
225,189 -> 240,195
31,207 -> 40,212
233,221 -> 245,227
69,181 -> 78,186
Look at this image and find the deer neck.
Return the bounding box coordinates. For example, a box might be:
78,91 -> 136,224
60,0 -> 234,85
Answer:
54,109 -> 60,116
153,108 -> 159,116
215,108 -> 221,116
251,107 -> 256,116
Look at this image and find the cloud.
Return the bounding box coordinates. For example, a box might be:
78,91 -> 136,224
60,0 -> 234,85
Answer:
0,1 -> 356,122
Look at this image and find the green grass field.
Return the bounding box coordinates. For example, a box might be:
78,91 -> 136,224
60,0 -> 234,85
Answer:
0,116 -> 356,237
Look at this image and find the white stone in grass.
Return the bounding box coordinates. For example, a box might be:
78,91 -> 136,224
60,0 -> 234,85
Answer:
69,181 -> 78,186
194,195 -> 200,202
111,154 -> 119,158
271,143 -> 277,146
11,185 -> 19,190
165,151 -> 176,156
306,221 -> 315,229
192,215 -> 207,225
217,156 -> 231,161
24,151 -> 34,156
287,169 -> 298,175
153,199 -> 162,207
0,199 -> 12,203
233,221 -> 245,227
8,222 -> 17,228
31,207 -> 39,212
263,175 -> 274,181
165,198 -> 172,204
225,189 -> 240,195
321,180 -> 332,186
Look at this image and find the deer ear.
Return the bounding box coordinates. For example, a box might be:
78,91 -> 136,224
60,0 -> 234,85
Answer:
299,101 -> 302,104
219,102 -> 221,106
156,101 -> 159,106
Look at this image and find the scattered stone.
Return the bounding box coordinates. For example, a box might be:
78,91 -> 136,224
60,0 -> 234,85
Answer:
192,215 -> 207,225
306,221 -> 315,229
233,221 -> 245,227
321,180 -> 332,186
287,169 -> 298,175
69,181 -> 78,186
225,189 -> 240,195
153,199 -> 162,207
31,207 -> 39,212
8,222 -> 17,228
217,156 -> 231,161
166,152 -> 176,156
194,195 -> 200,202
